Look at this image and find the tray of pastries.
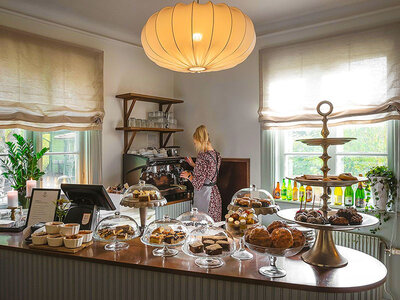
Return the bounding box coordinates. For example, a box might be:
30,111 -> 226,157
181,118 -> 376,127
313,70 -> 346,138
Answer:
120,180 -> 167,208
277,208 -> 379,231
225,208 -> 259,238
228,185 -> 279,215
141,215 -> 188,247
290,173 -> 367,187
182,226 -> 236,258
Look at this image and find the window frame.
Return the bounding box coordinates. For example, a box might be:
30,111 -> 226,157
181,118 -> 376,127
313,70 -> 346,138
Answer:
263,120 -> 398,192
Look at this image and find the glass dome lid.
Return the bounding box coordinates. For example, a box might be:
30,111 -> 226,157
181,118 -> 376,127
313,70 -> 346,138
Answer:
141,215 -> 188,257
121,180 -> 165,206
230,184 -> 274,208
94,211 -> 140,251
177,207 -> 214,227
182,225 -> 236,269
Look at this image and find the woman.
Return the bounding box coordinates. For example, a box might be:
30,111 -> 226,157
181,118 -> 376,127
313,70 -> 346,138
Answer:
180,125 -> 222,221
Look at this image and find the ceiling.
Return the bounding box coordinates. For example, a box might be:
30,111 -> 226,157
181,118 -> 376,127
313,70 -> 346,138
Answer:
0,0 -> 399,45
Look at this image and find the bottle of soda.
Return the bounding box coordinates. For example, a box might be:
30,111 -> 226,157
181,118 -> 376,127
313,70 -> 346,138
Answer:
287,179 -> 293,201
355,182 -> 365,208
333,187 -> 343,206
344,185 -> 354,207
273,182 -> 281,199
293,182 -> 299,201
281,179 -> 287,200
306,185 -> 312,202
299,184 -> 305,202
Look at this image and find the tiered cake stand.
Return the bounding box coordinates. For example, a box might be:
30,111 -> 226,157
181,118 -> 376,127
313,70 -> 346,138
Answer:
277,101 -> 379,268
120,198 -> 167,233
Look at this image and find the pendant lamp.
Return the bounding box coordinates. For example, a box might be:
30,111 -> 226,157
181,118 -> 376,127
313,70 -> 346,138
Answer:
141,1 -> 256,73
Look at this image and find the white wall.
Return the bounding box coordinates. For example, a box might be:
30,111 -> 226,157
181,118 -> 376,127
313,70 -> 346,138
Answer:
174,50 -> 261,186
0,9 -> 175,187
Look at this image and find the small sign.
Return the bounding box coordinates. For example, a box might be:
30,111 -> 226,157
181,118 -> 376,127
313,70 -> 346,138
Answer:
81,213 -> 91,225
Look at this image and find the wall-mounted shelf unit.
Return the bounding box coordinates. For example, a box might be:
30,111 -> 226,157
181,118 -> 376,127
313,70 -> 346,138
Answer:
116,93 -> 184,153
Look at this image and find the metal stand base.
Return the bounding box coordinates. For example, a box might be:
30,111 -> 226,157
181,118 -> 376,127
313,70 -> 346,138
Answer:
302,229 -> 348,268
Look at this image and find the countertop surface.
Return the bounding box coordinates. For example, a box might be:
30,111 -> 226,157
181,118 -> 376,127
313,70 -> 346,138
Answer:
0,232 -> 387,293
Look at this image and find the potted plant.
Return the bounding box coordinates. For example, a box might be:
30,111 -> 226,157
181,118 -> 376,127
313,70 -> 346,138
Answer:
0,134 -> 49,208
366,166 -> 397,211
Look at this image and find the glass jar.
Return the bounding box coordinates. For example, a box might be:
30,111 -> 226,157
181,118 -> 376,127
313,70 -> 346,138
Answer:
182,225 -> 236,268
177,207 -> 214,229
141,215 -> 188,257
120,180 -> 165,207
94,212 -> 140,251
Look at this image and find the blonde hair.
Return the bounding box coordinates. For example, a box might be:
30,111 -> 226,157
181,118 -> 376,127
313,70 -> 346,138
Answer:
193,125 -> 210,153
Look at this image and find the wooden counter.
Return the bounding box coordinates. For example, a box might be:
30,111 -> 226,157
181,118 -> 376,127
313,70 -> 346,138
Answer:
0,231 -> 386,299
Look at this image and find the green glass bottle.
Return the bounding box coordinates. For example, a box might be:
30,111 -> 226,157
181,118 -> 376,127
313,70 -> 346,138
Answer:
281,178 -> 287,200
299,184 -> 305,202
355,182 -> 365,208
344,185 -> 354,207
287,179 -> 293,200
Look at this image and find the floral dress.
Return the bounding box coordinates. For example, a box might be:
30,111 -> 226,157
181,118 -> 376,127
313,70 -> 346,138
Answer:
192,150 -> 222,222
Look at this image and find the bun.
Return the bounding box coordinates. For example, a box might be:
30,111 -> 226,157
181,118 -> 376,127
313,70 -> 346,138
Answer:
267,220 -> 287,233
271,228 -> 293,248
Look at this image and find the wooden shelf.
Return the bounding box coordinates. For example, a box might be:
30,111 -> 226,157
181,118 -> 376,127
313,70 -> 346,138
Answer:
116,127 -> 184,133
116,93 -> 183,105
115,92 -> 184,153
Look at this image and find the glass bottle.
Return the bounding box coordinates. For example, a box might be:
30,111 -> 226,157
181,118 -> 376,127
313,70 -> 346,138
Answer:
344,185 -> 354,207
355,182 -> 365,208
293,182 -> 299,201
281,179 -> 287,200
299,184 -> 305,202
273,182 -> 281,199
287,179 -> 293,201
333,187 -> 343,206
305,185 -> 312,202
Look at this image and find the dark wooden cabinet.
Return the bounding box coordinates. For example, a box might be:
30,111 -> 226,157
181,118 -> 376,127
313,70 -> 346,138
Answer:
217,158 -> 250,217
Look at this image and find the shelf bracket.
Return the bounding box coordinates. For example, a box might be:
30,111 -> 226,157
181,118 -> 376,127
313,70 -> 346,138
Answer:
124,131 -> 137,154
125,99 -> 137,124
161,132 -> 173,148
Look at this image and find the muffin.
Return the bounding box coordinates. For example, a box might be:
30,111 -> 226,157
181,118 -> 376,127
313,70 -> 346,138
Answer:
289,228 -> 305,248
267,220 -> 288,233
245,226 -> 272,247
271,227 -> 293,248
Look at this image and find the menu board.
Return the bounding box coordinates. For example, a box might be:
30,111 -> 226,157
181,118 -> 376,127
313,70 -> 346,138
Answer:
26,189 -> 60,228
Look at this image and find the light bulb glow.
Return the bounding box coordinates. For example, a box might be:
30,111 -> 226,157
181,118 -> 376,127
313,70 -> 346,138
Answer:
192,33 -> 203,42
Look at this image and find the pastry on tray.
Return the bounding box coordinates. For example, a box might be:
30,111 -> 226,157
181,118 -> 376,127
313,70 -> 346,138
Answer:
267,220 -> 287,233
271,228 -> 293,248
189,235 -> 231,255
328,208 -> 363,226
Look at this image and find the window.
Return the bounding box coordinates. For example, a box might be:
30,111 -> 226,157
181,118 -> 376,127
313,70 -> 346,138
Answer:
275,122 -> 389,181
0,129 -> 80,202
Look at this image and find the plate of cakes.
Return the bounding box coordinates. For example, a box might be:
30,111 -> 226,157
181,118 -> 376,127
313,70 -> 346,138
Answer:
141,215 -> 188,257
182,226 -> 236,268
277,208 -> 379,231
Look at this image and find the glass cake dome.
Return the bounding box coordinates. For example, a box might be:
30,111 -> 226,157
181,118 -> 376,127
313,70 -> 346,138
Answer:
141,215 -> 188,257
230,184 -> 275,208
177,207 -> 214,228
182,225 -> 236,269
120,180 -> 165,208
94,211 -> 140,251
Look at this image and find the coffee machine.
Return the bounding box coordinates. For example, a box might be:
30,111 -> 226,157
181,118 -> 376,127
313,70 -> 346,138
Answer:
123,154 -> 193,201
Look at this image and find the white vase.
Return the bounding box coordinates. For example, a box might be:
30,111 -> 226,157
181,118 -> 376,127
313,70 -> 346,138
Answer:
370,176 -> 389,211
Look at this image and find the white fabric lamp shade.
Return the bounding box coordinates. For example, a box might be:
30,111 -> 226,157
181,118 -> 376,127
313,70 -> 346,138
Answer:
141,1 -> 256,73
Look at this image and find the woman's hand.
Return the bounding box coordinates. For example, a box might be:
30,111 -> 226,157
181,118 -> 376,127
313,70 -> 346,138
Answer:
185,156 -> 195,167
180,171 -> 193,181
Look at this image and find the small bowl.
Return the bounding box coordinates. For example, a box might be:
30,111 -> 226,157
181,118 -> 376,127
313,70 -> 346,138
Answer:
60,223 -> 80,236
32,231 -> 48,245
47,234 -> 64,247
63,234 -> 83,249
79,230 -> 93,243
45,222 -> 64,234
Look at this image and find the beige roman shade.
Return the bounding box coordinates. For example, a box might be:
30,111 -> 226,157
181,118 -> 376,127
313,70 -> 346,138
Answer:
259,22 -> 400,130
0,26 -> 104,131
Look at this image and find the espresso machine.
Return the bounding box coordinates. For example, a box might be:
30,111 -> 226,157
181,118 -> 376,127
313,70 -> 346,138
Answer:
123,154 -> 193,201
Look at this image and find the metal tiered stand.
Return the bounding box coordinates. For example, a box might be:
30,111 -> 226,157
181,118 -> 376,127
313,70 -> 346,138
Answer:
277,100 -> 379,268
